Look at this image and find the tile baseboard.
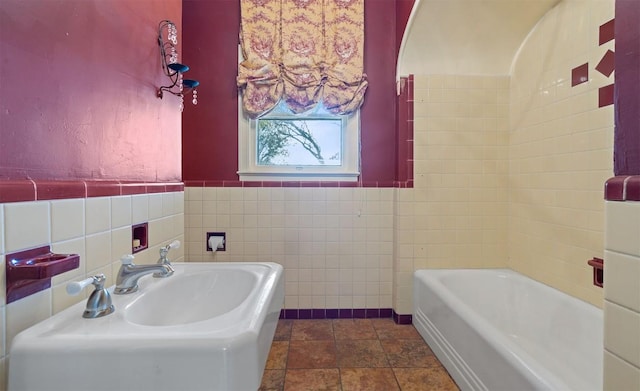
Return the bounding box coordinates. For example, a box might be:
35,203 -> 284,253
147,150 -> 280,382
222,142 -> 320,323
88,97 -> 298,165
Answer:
279,308 -> 412,325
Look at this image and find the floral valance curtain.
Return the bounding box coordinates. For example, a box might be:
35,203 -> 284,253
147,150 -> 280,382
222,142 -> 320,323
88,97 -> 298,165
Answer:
237,0 -> 368,118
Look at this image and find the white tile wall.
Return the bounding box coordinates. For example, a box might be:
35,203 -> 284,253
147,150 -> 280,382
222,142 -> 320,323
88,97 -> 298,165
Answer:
184,187 -> 394,311
3,201 -> 49,253
111,196 -> 132,229
0,254 -> 4,308
5,290 -> 51,352
0,358 -> 5,391
85,197 -> 111,235
0,206 -> 4,255
604,200 -> 640,389
0,191 -> 184,390
85,232 -> 112,273
606,201 -> 640,257
604,250 -> 640,312
149,193 -> 164,220
604,301 -> 640,368
131,194 -> 149,225
396,74 -> 510,313
50,199 -> 84,242
508,0 -> 613,307
0,308 -> 4,358
604,350 -> 640,391
111,226 -> 134,267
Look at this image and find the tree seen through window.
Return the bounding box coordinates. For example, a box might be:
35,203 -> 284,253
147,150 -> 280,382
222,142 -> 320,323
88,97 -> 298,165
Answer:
256,118 -> 342,166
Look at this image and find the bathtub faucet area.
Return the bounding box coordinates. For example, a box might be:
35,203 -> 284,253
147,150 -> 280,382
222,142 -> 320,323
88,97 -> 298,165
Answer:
114,254 -> 174,294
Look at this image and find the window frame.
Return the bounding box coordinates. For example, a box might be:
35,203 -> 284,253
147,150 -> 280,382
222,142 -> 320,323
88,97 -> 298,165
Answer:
237,98 -> 361,182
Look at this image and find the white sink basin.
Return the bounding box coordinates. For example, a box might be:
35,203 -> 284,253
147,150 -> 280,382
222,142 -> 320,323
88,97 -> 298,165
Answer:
125,268 -> 259,326
8,262 -> 284,391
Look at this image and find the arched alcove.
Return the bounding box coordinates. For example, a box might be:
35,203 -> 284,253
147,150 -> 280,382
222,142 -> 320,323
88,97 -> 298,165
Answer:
397,0 -> 560,76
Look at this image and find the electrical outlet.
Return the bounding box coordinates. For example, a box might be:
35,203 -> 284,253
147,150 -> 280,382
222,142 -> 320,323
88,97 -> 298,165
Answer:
206,232 -> 226,252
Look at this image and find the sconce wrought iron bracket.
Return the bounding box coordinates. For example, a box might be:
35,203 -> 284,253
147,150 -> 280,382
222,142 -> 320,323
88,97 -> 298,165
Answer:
156,20 -> 199,110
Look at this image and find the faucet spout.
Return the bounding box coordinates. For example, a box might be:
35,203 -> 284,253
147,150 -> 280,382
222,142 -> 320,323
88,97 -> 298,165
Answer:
114,257 -> 174,295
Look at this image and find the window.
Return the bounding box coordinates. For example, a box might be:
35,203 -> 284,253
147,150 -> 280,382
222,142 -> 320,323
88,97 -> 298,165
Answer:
236,1 -> 365,182
238,99 -> 360,182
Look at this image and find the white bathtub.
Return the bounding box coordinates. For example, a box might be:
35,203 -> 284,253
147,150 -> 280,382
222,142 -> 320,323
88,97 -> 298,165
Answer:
413,269 -> 603,391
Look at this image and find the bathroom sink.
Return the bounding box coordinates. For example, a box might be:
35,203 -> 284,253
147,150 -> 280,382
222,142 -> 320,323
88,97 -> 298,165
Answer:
125,268 -> 258,326
8,262 -> 284,391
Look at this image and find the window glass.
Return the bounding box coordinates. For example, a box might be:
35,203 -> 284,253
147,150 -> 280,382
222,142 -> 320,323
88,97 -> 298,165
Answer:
257,106 -> 343,167
238,99 -> 360,182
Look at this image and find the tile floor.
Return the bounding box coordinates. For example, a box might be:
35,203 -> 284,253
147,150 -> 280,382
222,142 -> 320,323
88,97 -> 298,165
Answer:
259,318 -> 459,391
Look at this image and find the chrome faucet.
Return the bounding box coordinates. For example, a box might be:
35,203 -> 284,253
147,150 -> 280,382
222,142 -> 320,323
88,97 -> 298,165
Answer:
157,240 -> 180,266
66,274 -> 115,318
155,240 -> 180,277
114,255 -> 174,294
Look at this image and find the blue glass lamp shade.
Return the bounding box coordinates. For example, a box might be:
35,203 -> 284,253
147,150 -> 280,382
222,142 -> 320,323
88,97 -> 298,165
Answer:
183,79 -> 200,89
168,63 -> 189,73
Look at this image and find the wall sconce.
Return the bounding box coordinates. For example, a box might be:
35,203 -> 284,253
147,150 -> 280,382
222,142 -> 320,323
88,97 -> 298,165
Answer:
156,20 -> 199,111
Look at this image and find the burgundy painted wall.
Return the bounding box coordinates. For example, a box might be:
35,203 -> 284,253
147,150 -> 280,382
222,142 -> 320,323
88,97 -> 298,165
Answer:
181,0 -> 412,184
614,0 -> 640,175
181,0 -> 240,182
360,0 -> 399,183
0,0 -> 182,182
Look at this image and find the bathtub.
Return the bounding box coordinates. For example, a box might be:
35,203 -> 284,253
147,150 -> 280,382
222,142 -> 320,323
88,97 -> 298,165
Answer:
413,269 -> 603,391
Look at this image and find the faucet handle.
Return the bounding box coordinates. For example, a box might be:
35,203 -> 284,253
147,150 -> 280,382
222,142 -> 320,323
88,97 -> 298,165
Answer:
66,276 -> 95,296
67,274 -> 108,296
120,254 -> 135,265
158,241 -> 180,266
159,241 -> 180,256
68,274 -> 114,319
66,274 -> 115,319
167,240 -> 180,250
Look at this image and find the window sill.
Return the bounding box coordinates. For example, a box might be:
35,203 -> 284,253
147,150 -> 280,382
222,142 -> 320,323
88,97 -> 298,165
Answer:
237,171 -> 359,182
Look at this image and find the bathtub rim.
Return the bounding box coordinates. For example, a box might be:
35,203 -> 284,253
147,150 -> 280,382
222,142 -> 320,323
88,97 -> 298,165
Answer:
413,268 -> 603,391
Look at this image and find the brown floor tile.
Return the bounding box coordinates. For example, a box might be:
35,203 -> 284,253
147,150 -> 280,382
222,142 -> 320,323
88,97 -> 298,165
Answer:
266,341 -> 289,369
371,318 -> 422,340
274,319 -> 294,341
263,319 -> 457,391
291,319 -> 334,340
284,368 -> 341,391
393,367 -> 460,391
260,369 -> 286,391
333,319 -> 378,340
336,340 -> 389,368
340,368 -> 400,391
287,340 -> 337,369
381,339 -> 439,368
